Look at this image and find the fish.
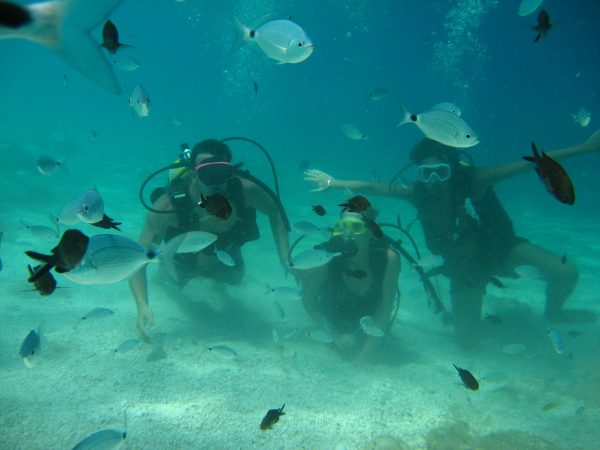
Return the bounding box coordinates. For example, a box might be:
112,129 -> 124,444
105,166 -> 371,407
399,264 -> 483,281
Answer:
290,249 -> 340,270
208,345 -> 238,359
533,9 -> 552,43
307,329 -> 334,344
112,338 -> 140,353
571,108 -> 591,128
100,19 -> 131,54
129,85 -> 151,117
76,307 -> 115,328
359,316 -> 385,337
57,188 -> 122,230
37,154 -> 66,175
298,159 -> 311,170
523,142 -> 575,205
252,80 -> 258,95
260,403 -> 285,430
199,193 -> 232,221
293,220 -> 321,236
414,254 -> 444,269
215,249 -> 235,266
72,428 -> 126,450
489,276 -> 507,289
547,329 -> 564,354
62,232 -> 216,285
19,325 -> 42,368
453,364 -> 479,390
113,55 -> 140,71
542,402 -> 559,412
265,285 -> 302,302
518,0 -> 543,17
21,219 -> 59,241
568,330 -> 582,338
170,116 -> 183,127
25,229 -> 90,282
27,264 -> 57,296
368,88 -> 388,101
344,269 -> 367,279
397,106 -> 479,148
0,0 -> 123,94
560,254 -> 567,264
233,16 -> 314,64
484,314 -> 502,324
339,195 -> 371,213
362,214 -> 383,240
431,102 -> 462,116
312,204 -> 326,216
340,123 -> 368,141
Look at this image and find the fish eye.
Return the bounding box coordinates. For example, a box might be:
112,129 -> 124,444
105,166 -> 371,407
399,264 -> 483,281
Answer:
297,42 -> 303,48
465,134 -> 471,139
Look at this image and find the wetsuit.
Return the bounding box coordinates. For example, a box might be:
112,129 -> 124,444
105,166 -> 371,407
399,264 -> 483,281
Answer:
163,177 -> 259,285
316,238 -> 390,333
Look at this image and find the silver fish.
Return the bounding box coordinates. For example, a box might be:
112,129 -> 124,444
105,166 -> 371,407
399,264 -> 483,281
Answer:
113,338 -> 140,353
19,324 -> 42,368
571,108 -> 591,128
208,345 -> 238,359
129,85 -> 150,117
113,55 -> 140,71
368,87 -> 388,101
57,188 -> 105,225
340,123 -> 368,141
77,307 -> 115,328
235,17 -> 314,64
72,429 -> 126,450
291,249 -> 340,270
547,329 -> 564,354
307,329 -> 333,344
21,219 -> 59,241
37,154 -> 66,175
431,102 -> 462,117
397,106 -> 479,148
359,315 -> 384,337
266,286 -> 302,302
216,249 -> 235,266
0,0 -> 123,94
518,0 -> 544,17
293,220 -> 321,236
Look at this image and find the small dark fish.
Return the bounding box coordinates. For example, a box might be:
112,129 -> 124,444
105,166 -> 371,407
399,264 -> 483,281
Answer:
362,214 -> 383,240
312,204 -> 326,216
25,229 -> 89,282
453,364 -> 479,390
0,257 -> 3,272
533,9 -> 552,43
339,195 -> 371,213
101,20 -> 131,54
560,254 -> 567,264
489,276 -> 506,289
27,264 -> 57,296
260,403 -> 285,430
484,314 -> 502,324
37,154 -> 66,175
345,269 -> 367,279
199,193 -> 232,221
252,80 -> 258,95
542,402 -> 559,412
523,142 -> 575,205
568,330 -> 582,338
92,213 -> 122,231
299,159 -> 311,170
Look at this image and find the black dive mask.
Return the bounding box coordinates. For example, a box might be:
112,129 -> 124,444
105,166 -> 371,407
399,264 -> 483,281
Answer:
195,157 -> 233,186
315,236 -> 358,258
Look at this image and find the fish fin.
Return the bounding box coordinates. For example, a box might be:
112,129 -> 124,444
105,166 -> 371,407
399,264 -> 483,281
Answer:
522,156 -> 535,163
534,33 -> 541,43
229,17 -> 251,55
49,0 -> 123,94
91,213 -> 122,231
530,141 -> 541,157
24,255 -> 54,282
395,102 -> 411,128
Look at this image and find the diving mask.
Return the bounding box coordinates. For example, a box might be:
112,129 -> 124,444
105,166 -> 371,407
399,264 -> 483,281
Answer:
416,163 -> 451,183
332,215 -> 367,238
195,158 -> 233,186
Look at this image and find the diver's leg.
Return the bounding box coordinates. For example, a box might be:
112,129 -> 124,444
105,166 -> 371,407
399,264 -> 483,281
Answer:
505,242 -> 591,323
450,278 -> 485,348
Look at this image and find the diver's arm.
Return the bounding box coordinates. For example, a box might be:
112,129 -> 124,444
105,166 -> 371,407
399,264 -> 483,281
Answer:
473,129 -> 600,193
303,169 -> 414,199
360,248 -> 401,356
244,179 -> 291,268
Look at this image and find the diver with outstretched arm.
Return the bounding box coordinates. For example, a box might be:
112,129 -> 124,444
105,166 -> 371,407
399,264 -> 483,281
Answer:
304,130 -> 600,347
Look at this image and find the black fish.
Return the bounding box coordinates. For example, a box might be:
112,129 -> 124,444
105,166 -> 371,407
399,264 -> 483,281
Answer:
252,80 -> 258,95
484,314 -> 502,324
489,276 -> 506,289
568,330 -> 582,338
260,403 -> 285,430
453,364 -> 479,390
345,269 -> 367,279
561,254 -> 567,264
27,264 -> 57,296
533,9 -> 552,43
524,142 -> 575,205
199,193 -> 232,221
339,195 -> 371,213
101,20 -> 132,54
25,229 -> 89,282
91,213 -> 122,231
312,204 -> 326,216
362,214 -> 383,240
299,159 -> 311,170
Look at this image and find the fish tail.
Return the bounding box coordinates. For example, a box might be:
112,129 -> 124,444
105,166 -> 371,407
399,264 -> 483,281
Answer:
534,33 -> 541,43
24,253 -> 55,282
229,17 -> 251,55
395,102 -> 411,128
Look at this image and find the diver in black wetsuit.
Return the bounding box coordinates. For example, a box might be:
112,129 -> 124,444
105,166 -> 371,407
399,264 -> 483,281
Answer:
298,210 -> 401,358
129,139 -> 290,341
304,132 -> 600,347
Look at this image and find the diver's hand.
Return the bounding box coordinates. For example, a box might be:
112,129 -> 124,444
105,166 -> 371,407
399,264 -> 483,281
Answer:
304,169 -> 334,192
136,306 -> 155,343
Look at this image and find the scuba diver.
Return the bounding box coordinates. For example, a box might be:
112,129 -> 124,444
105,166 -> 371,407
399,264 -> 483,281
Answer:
130,138 -> 291,341
304,131 -> 600,347
297,209 -> 401,359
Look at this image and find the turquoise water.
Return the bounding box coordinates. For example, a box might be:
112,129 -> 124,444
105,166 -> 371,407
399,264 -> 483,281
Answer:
1,1 -> 599,448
